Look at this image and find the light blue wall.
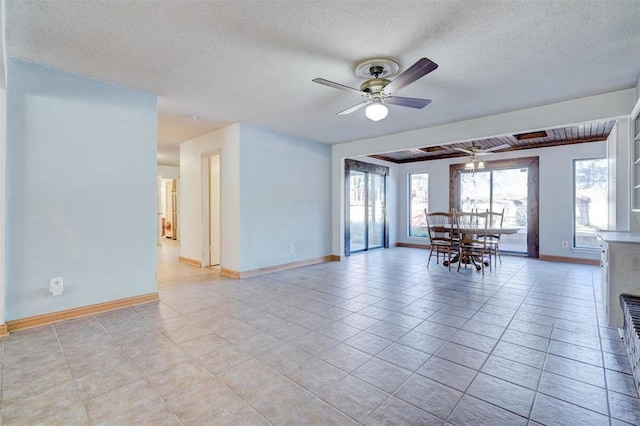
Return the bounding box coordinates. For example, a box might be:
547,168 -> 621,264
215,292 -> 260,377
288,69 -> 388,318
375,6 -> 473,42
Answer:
238,124 -> 331,271
5,59 -> 157,320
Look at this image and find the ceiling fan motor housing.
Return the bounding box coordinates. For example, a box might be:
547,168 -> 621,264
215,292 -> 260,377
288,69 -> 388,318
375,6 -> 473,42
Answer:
360,78 -> 390,94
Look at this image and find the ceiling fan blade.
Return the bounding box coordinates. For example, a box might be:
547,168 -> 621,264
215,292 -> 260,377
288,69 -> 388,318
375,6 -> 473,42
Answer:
385,96 -> 432,109
337,100 -> 371,115
383,57 -> 438,94
482,143 -> 511,153
453,147 -> 473,155
312,78 -> 366,97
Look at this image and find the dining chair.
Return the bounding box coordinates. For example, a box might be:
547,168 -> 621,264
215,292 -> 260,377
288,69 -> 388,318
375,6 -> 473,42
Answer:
449,208 -> 475,243
424,210 -> 457,270
480,209 -> 504,268
455,210 -> 491,275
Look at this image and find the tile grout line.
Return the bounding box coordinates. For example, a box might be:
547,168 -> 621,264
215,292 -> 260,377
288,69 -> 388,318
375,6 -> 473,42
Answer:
442,259 -> 539,423
592,266 -> 615,426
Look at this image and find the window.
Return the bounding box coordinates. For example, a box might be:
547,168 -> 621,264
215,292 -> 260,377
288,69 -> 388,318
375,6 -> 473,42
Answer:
409,173 -> 429,237
574,158 -> 608,249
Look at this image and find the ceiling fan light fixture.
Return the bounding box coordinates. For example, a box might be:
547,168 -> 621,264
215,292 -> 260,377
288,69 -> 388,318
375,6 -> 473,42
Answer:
465,161 -> 475,170
313,57 -> 437,120
365,101 -> 388,121
477,161 -> 485,169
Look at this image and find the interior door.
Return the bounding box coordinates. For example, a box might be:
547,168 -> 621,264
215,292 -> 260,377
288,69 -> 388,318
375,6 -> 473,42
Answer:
209,154 -> 221,266
171,179 -> 178,239
165,180 -> 174,237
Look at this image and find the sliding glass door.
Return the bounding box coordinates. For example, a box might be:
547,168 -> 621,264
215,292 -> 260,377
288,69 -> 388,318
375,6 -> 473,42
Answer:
458,166 -> 531,255
368,172 -> 385,248
345,160 -> 388,256
451,157 -> 539,258
349,171 -> 367,252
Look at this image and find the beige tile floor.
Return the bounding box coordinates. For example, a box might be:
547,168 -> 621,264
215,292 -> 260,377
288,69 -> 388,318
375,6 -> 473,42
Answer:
2,243 -> 640,425
157,239 -> 223,290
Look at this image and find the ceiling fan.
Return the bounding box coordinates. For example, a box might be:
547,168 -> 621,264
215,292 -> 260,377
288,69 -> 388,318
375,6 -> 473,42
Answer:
453,141 -> 510,157
312,57 -> 438,121
453,141 -> 510,170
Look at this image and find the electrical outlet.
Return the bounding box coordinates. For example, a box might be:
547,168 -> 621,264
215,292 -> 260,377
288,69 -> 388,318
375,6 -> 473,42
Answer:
50,277 -> 63,296
562,241 -> 569,248
289,244 -> 294,253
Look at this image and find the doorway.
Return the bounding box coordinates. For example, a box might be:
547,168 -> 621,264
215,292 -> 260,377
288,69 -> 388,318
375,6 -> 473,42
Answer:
344,159 -> 389,256
458,168 -> 529,254
161,179 -> 178,240
204,153 -> 221,266
159,178 -> 179,241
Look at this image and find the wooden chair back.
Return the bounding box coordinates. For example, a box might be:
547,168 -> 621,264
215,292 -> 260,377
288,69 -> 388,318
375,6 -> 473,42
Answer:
424,210 -> 455,244
487,209 -> 505,228
454,211 -> 488,246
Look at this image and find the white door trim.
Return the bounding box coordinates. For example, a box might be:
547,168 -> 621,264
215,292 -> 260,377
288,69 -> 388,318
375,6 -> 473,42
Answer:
201,149 -> 222,267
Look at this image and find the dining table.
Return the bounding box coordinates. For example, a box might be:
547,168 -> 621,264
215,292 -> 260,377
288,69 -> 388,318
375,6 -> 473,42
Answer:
435,225 -> 520,269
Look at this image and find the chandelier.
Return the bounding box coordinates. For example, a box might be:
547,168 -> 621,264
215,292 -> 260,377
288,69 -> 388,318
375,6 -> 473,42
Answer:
464,153 -> 485,171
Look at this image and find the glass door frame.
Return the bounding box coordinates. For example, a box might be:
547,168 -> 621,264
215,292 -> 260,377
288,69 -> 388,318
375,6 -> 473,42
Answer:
344,159 -> 389,256
449,156 -> 540,258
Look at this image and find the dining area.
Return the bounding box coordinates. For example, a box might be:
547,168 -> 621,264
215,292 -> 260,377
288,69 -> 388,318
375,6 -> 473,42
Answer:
424,209 -> 519,275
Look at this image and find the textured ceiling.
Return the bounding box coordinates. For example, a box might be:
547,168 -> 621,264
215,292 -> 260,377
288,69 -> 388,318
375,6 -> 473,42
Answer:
4,1 -> 640,166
